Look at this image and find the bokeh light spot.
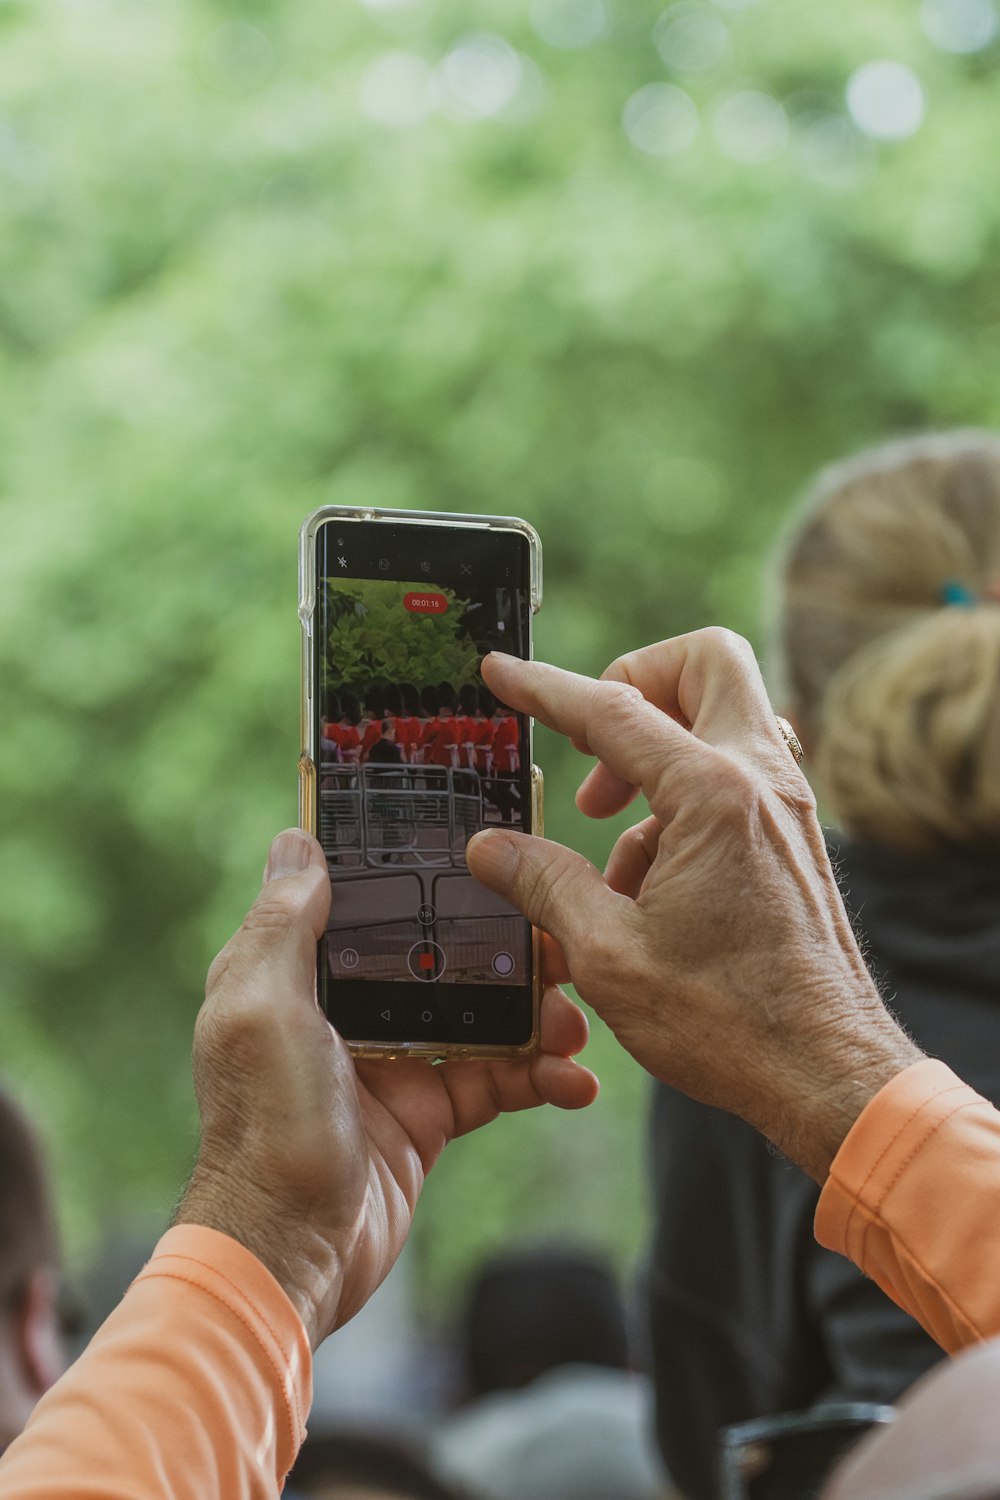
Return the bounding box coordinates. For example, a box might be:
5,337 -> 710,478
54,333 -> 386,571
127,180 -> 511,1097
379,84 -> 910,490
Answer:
530,0 -> 610,49
360,51 -> 432,127
921,0 -> 999,53
623,82 -> 700,156
654,3 -> 730,75
846,60 -> 925,141
713,90 -> 788,163
359,0 -> 437,35
432,33 -> 526,121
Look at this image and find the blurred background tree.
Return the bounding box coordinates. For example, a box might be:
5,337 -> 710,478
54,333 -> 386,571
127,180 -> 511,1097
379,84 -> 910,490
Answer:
2,0 -> 1000,1318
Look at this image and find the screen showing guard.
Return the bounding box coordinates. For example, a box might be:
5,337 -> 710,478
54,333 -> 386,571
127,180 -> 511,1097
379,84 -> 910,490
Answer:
314,517 -> 534,1047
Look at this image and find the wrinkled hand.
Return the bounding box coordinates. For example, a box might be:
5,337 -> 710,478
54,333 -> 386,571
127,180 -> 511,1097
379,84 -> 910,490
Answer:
175,830 -> 597,1348
468,629 -> 922,1182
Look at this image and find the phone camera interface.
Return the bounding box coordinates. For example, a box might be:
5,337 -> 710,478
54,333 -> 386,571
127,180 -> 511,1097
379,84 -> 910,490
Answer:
316,523 -> 531,996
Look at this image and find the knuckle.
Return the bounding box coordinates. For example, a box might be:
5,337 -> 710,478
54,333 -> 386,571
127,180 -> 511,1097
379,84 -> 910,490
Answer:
708,757 -> 762,819
197,986 -> 270,1067
780,770 -> 817,819
603,652 -> 637,685
241,890 -> 301,934
718,753 -> 756,797
696,625 -> 755,666
593,678 -> 646,723
203,893 -> 299,1004
518,854 -> 587,942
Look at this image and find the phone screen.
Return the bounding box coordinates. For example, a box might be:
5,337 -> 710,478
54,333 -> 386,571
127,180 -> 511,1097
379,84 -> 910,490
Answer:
312,516 -> 535,1048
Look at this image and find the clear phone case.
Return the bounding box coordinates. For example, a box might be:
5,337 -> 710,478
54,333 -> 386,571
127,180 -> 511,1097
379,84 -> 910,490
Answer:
298,505 -> 543,1060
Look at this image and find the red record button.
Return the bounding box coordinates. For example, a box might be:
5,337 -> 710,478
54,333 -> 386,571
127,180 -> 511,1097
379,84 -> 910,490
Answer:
404,591 -> 448,615
407,941 -> 447,981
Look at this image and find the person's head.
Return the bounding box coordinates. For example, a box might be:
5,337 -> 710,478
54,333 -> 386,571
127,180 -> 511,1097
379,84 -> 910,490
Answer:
771,431 -> 1000,854
476,685 -> 496,719
340,692 -> 362,726
458,684 -> 479,718
436,682 -> 457,717
322,691 -> 341,725
380,719 -> 396,741
289,1431 -> 468,1500
363,686 -> 385,720
0,1087 -> 64,1445
398,683 -> 420,717
459,1246 -> 630,1399
382,684 -> 403,718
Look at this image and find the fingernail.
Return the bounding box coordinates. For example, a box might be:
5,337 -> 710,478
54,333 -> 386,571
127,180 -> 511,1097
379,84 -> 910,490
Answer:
481,651 -> 520,675
265,830 -> 312,881
467,830 -> 518,886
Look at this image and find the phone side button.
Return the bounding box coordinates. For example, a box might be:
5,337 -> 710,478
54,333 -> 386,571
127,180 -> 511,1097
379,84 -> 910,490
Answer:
530,763 -> 544,837
298,754 -> 317,833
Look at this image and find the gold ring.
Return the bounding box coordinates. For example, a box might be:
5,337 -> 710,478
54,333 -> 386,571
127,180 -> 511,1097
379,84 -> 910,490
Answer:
775,715 -> 804,766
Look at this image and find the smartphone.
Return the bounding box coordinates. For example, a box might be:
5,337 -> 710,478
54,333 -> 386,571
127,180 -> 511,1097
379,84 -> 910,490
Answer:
298,506 -> 543,1059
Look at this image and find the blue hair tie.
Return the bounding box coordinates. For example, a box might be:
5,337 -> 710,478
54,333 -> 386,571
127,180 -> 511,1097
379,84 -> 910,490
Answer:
940,581 -> 977,607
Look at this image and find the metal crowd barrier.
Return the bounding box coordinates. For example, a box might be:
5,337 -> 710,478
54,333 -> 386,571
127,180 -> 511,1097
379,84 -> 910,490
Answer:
319,764 -> 485,869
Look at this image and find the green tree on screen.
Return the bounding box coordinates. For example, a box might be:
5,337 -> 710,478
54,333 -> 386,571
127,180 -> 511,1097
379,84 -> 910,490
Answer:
322,581 -> 478,688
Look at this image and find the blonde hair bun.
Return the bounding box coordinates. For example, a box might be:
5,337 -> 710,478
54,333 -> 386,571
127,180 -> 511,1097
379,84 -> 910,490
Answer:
817,610 -> 1000,852
773,431 -> 1000,854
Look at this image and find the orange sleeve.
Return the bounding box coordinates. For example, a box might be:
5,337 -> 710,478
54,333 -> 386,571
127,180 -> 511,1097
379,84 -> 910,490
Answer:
816,1057 -> 1000,1354
0,1224 -> 312,1498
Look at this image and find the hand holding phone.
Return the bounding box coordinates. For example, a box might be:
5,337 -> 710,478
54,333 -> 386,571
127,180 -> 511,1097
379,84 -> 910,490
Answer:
179,827 -> 597,1350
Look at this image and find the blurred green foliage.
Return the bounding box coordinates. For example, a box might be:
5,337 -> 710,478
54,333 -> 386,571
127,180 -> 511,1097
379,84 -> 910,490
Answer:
2,0 -> 1000,1313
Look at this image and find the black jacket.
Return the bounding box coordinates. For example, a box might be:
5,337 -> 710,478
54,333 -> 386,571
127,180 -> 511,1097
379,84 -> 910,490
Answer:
647,837 -> 1000,1500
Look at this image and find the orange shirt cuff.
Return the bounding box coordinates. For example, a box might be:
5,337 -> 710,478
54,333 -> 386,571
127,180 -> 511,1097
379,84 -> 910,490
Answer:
815,1058 -> 992,1351
138,1225 -> 313,1470
816,1059 -> 975,1260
